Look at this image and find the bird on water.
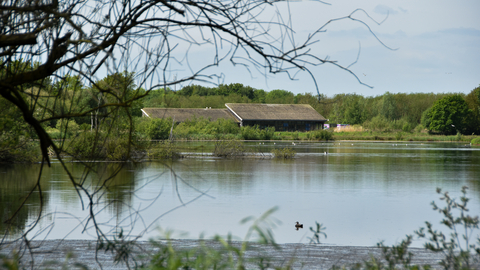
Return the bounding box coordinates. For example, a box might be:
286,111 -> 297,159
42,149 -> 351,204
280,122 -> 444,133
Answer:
295,221 -> 303,230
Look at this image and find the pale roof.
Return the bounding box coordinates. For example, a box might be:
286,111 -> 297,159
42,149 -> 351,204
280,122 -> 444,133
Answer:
141,108 -> 239,122
225,103 -> 326,121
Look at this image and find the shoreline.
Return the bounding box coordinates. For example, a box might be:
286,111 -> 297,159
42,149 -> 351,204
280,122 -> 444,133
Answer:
0,239 -> 449,269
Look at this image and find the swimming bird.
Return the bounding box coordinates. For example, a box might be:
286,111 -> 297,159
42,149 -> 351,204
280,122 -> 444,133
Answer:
295,222 -> 303,230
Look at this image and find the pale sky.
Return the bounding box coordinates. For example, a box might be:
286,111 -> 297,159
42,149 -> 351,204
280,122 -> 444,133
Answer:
176,0 -> 480,97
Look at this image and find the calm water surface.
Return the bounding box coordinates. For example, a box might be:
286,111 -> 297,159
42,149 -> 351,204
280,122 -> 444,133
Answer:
1,142 -> 479,247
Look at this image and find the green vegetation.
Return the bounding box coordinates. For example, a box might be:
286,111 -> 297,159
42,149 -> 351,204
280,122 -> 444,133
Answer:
472,137 -> 480,146
1,70 -> 479,163
271,147 -> 296,159
422,94 -> 472,135
148,141 -> 181,159
333,187 -> 480,269
213,140 -> 248,157
240,126 -> 276,140
306,129 -> 334,141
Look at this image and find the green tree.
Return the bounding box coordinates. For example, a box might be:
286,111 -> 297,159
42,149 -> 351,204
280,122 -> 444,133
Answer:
265,89 -> 294,103
343,94 -> 364,125
380,92 -> 398,120
424,94 -> 471,135
464,86 -> 480,134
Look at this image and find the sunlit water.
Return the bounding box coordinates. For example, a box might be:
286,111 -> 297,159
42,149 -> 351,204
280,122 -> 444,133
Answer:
1,142 -> 479,247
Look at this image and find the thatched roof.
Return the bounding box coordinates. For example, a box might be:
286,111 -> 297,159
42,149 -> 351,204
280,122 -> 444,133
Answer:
225,103 -> 326,122
141,108 -> 239,122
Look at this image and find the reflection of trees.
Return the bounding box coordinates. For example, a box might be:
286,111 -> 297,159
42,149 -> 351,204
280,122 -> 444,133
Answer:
95,163 -> 138,217
0,164 -> 50,237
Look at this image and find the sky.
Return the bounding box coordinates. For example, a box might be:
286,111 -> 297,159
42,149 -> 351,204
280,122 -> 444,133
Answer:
177,0 -> 480,98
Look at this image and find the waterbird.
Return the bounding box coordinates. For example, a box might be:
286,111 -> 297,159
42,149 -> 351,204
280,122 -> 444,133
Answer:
295,222 -> 303,230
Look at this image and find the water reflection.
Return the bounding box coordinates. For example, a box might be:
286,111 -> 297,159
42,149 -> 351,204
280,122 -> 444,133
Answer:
0,142 -> 479,246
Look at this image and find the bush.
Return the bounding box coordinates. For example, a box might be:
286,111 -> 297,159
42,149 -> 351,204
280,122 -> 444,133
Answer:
307,129 -> 333,141
0,132 -> 40,163
240,125 -> 275,140
173,117 -> 240,139
363,115 -> 390,131
415,187 -> 480,269
66,131 -> 147,161
271,147 -> 296,159
413,124 -> 426,133
136,117 -> 172,140
213,140 -> 247,157
472,137 -> 480,146
148,141 -> 181,159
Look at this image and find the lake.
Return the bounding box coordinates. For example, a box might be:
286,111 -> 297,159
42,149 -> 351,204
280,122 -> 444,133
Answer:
1,141 -> 479,247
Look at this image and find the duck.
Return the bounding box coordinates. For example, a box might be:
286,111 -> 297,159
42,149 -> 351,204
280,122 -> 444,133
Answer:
295,221 -> 303,230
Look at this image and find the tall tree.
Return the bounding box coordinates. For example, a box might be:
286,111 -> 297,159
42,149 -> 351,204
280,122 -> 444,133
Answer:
465,86 -> 480,134
425,94 -> 471,135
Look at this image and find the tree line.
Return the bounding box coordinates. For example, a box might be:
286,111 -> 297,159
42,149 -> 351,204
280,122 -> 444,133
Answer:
2,67 -> 479,147
142,82 -> 480,135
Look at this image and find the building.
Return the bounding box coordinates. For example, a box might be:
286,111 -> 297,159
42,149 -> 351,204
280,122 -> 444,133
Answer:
141,103 -> 327,131
225,103 -> 326,131
141,108 -> 238,123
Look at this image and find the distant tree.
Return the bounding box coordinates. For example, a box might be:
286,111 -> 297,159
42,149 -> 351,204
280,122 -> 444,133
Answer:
252,89 -> 267,103
381,92 -> 398,120
265,89 -> 294,103
424,94 -> 471,135
464,86 -> 480,134
343,94 -> 364,125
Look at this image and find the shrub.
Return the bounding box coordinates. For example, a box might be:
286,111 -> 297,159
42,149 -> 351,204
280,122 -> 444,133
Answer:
148,141 -> 181,159
0,132 -> 40,163
415,187 -> 480,269
363,115 -> 389,131
472,137 -> 480,146
308,130 -> 333,141
173,117 -> 240,139
66,131 -> 147,161
413,124 -> 426,133
136,117 -> 172,140
213,140 -> 247,157
271,147 -> 296,159
240,125 -> 275,140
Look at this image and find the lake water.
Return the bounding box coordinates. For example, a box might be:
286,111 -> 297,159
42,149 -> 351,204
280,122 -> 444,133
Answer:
1,141 -> 479,247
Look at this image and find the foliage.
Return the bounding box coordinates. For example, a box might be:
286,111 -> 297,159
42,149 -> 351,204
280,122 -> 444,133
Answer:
136,117 -> 173,140
66,131 -> 147,161
148,141 -> 181,159
424,95 -> 472,135
464,86 -> 480,135
415,186 -> 480,270
374,236 -> 415,270
308,222 -> 327,244
146,207 -> 286,270
213,140 -> 247,157
240,126 -> 275,140
307,129 -> 334,141
173,117 -> 240,140
0,131 -> 40,163
271,147 -> 296,159
471,137 -> 480,146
